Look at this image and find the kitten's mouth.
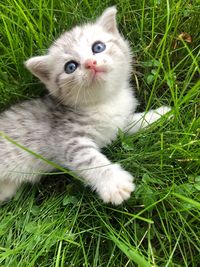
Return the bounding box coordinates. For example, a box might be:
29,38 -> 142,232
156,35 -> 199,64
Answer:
88,67 -> 108,83
91,67 -> 106,76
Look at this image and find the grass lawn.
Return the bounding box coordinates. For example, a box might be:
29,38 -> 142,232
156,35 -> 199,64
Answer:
0,0 -> 200,266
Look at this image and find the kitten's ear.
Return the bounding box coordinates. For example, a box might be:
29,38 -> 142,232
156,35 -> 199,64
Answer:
97,6 -> 118,34
25,55 -> 50,83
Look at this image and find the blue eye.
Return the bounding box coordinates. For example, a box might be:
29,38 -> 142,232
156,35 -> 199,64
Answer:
64,61 -> 78,74
92,41 -> 106,54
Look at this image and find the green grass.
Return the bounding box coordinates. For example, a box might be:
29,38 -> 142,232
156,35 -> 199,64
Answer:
0,0 -> 200,266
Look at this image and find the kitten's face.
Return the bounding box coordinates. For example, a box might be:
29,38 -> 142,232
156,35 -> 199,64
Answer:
26,7 -> 132,107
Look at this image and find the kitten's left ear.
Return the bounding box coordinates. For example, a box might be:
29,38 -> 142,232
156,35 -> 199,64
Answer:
25,55 -> 50,84
96,6 -> 118,34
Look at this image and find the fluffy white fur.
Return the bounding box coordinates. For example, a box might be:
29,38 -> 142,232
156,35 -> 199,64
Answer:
0,7 -> 171,205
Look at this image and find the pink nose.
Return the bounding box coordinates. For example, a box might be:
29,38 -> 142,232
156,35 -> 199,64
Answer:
84,59 -> 97,69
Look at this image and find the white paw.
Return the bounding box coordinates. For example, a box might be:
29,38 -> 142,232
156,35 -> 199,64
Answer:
96,165 -> 135,205
155,106 -> 171,116
144,106 -> 172,126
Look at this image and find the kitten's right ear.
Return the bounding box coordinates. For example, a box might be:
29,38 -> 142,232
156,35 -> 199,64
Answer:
25,55 -> 50,84
97,6 -> 118,34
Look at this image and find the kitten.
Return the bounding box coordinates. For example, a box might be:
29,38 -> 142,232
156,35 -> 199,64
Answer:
0,7 -> 170,205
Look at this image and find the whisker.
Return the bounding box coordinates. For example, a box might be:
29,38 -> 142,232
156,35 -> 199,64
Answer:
74,84 -> 83,109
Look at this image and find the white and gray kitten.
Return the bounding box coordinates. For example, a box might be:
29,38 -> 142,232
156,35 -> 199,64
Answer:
0,7 -> 170,205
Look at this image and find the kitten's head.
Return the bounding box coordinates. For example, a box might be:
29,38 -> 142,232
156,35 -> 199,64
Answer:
26,7 -> 132,107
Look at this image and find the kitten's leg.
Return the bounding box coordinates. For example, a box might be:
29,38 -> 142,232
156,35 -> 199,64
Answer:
0,180 -> 19,204
125,106 -> 171,134
61,138 -> 135,205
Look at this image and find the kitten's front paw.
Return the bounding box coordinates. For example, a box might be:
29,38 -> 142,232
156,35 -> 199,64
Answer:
97,165 -> 135,205
155,106 -> 171,116
144,106 -> 172,126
